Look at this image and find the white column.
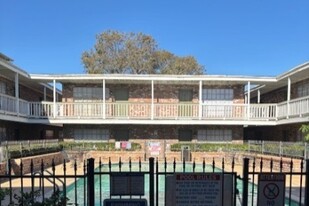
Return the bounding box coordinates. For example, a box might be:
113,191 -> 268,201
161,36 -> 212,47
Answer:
53,79 -> 56,118
151,80 -> 154,120
257,90 -> 260,104
103,79 -> 106,119
247,81 -> 251,119
15,73 -> 19,115
199,80 -> 202,120
287,78 -> 291,118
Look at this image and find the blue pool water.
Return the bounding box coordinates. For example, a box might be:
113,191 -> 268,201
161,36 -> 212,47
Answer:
66,163 -> 300,206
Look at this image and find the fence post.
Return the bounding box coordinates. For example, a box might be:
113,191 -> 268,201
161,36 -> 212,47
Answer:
242,158 -> 249,206
149,157 -> 154,206
305,142 -> 307,160
87,158 -> 95,206
305,159 -> 309,206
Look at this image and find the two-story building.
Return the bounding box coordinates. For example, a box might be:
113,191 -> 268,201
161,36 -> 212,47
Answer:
1,53 -> 309,144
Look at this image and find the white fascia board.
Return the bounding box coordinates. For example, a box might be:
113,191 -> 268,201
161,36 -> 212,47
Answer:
30,74 -> 276,84
0,59 -> 30,79
276,62 -> 309,81
39,118 -> 277,126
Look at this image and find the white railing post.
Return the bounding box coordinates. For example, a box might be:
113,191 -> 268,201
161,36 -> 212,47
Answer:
15,73 -> 19,116
53,79 -> 56,118
199,80 -> 202,120
103,79 -> 106,119
287,78 -> 291,119
151,80 -> 154,120
247,81 -> 251,120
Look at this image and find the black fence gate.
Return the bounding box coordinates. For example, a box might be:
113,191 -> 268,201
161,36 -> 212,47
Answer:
0,157 -> 308,205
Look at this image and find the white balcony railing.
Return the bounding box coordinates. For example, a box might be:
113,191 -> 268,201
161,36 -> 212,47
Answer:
277,96 -> 309,119
1,93 -> 309,122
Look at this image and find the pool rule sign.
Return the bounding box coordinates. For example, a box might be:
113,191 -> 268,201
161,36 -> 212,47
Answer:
257,173 -> 285,206
166,173 -> 232,206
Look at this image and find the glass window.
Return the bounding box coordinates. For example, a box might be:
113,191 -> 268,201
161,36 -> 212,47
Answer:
178,129 -> 192,141
0,127 -> 6,140
73,87 -> 109,101
114,129 -> 129,141
179,89 -> 193,102
297,82 -> 309,98
74,129 -> 109,141
197,129 -> 232,142
202,89 -> 233,101
0,82 -> 6,94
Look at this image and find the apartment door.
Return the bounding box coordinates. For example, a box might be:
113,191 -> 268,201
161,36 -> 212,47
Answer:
178,89 -> 193,117
114,88 -> 129,117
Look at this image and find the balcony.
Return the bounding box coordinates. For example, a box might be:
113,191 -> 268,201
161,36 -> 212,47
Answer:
1,93 -> 308,124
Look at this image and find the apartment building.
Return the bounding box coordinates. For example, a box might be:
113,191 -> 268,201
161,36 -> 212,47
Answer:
1,53 -> 308,144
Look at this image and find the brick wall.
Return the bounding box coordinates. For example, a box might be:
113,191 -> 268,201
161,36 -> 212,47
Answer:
63,124 -> 243,141
244,123 -> 303,141
0,76 -> 53,101
10,152 -> 65,175
255,77 -> 309,103
62,83 -> 244,103
0,120 -> 61,140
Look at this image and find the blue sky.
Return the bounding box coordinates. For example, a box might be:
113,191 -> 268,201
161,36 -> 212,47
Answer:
0,0 -> 308,76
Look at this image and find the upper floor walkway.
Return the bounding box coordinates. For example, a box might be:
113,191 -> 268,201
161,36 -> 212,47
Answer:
1,93 -> 308,125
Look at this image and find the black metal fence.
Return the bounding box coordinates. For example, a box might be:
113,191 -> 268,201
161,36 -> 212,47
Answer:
0,157 -> 308,206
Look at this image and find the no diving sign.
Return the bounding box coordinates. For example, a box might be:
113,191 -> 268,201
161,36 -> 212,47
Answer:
257,173 -> 285,206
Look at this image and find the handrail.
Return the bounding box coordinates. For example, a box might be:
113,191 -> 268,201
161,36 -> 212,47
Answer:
33,170 -> 64,191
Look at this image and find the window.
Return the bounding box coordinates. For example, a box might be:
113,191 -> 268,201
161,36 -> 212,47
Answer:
202,89 -> 233,101
74,129 -> 109,141
73,87 -> 109,101
45,130 -> 54,139
297,82 -> 309,98
114,129 -> 129,141
202,89 -> 234,117
197,129 -> 232,142
0,127 -> 6,140
114,88 -> 129,101
178,129 -> 192,141
0,82 -> 6,94
179,89 -> 193,102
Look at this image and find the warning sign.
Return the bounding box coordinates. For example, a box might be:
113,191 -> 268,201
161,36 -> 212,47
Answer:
257,173 -> 285,206
165,173 -> 234,206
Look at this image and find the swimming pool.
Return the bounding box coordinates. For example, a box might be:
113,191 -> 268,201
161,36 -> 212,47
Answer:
66,162 -> 299,206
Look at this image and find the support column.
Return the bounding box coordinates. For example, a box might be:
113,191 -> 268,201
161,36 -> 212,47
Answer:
15,73 -> 19,115
287,78 -> 291,119
103,79 -> 106,119
247,81 -> 251,119
199,80 -> 202,120
151,80 -> 154,120
53,79 -> 56,118
257,89 -> 260,104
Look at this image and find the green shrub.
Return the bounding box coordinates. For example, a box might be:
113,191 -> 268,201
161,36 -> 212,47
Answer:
170,143 -> 248,152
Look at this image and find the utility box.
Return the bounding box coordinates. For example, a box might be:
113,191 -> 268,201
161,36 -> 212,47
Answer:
181,146 -> 191,161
